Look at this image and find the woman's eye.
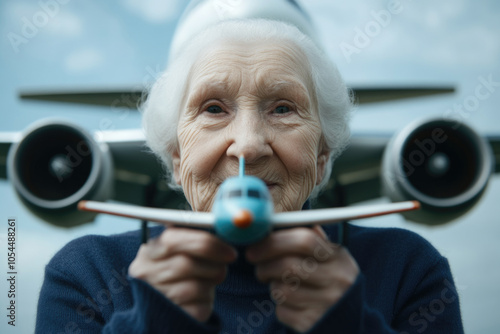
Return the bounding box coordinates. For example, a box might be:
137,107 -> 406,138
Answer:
274,105 -> 291,114
206,105 -> 223,114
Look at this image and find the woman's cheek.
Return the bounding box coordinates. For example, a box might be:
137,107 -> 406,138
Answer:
280,126 -> 321,173
178,156 -> 219,211
276,127 -> 322,210
177,123 -> 229,212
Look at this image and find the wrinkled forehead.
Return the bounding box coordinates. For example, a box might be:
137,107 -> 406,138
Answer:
185,39 -> 315,98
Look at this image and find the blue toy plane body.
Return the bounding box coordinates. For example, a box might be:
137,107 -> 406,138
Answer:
213,157 -> 273,244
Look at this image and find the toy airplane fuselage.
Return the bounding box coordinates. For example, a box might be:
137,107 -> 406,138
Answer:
213,172 -> 273,244
79,156 -> 420,245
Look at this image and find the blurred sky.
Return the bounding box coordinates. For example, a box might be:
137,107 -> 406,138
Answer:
0,0 -> 499,333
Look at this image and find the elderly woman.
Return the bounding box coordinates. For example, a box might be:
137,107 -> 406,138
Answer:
35,17 -> 463,334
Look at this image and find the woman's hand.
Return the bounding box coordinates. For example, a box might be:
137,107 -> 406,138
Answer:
129,227 -> 238,322
246,225 -> 359,333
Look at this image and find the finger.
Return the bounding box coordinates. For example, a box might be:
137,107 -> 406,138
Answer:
255,255 -> 304,283
255,255 -> 334,287
270,280 -> 350,333
158,279 -> 216,306
147,227 -> 238,263
274,302 -> 321,333
144,254 -> 228,284
255,250 -> 357,289
246,227 -> 333,262
312,225 -> 328,240
181,301 -> 214,323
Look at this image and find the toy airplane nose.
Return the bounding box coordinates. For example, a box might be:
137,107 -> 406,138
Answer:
232,209 -> 253,229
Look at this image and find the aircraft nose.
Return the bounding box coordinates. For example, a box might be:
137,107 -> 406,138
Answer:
232,209 -> 253,229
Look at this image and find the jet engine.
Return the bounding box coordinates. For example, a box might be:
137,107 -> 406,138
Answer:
382,117 -> 493,225
7,120 -> 113,226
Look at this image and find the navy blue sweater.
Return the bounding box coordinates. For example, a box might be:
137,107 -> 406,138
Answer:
35,224 -> 463,333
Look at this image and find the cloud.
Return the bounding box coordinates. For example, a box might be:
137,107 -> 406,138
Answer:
45,11 -> 83,37
391,1 -> 500,69
64,47 -> 104,73
311,0 -> 500,73
2,0 -> 81,37
422,25 -> 500,68
122,0 -> 182,23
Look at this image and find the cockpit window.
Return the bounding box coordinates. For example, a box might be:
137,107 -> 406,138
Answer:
227,189 -> 242,198
248,189 -> 261,199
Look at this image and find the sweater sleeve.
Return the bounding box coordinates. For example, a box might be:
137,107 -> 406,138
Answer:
298,257 -> 463,334
35,244 -> 221,333
102,277 -> 221,333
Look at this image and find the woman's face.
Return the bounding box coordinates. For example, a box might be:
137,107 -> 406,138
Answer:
172,41 -> 329,212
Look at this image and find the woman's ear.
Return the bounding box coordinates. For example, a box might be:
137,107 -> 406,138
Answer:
172,149 -> 182,185
316,150 -> 330,185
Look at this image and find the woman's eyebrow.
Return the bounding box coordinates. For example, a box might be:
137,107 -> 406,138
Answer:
185,75 -> 312,108
186,80 -> 234,107
257,79 -> 311,106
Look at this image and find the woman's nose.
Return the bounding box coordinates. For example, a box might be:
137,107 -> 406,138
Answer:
226,111 -> 273,163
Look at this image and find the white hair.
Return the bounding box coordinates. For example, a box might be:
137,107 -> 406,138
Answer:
141,19 -> 352,200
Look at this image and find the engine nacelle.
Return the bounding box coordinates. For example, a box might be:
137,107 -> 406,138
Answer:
382,118 -> 493,225
7,120 -> 113,226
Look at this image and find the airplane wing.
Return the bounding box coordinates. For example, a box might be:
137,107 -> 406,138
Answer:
19,88 -> 144,109
96,129 -> 173,206
323,135 -> 390,206
271,201 -> 420,227
0,132 -> 20,179
78,200 -> 214,227
18,86 -> 455,107
489,134 -> 500,173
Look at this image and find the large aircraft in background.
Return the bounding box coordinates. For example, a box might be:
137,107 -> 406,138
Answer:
0,0 -> 499,229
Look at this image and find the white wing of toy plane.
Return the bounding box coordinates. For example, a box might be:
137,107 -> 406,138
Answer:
271,200 -> 420,227
78,200 -> 214,228
78,200 -> 420,228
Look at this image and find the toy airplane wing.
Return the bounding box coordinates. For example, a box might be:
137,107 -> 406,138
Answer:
78,201 -> 214,228
78,200 -> 419,228
271,201 -> 420,227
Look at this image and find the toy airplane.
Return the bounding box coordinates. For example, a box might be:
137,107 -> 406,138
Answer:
78,156 -> 420,245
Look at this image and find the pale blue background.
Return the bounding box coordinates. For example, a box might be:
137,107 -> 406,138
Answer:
0,0 -> 499,333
